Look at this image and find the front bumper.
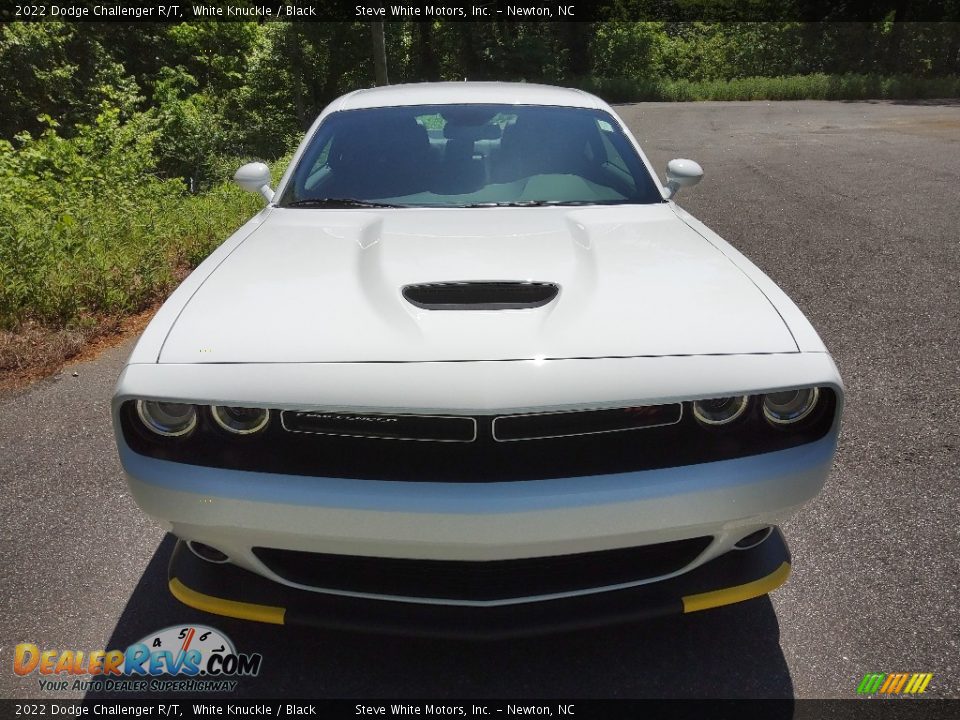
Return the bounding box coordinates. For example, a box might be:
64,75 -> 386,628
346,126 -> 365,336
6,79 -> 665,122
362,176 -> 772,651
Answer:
168,528 -> 792,638
120,431 -> 835,601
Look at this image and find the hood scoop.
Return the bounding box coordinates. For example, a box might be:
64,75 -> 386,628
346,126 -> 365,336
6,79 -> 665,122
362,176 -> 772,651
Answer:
402,281 -> 559,311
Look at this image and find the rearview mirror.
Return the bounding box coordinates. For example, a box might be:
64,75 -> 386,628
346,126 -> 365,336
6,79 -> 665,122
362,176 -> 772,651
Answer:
233,162 -> 274,202
664,159 -> 703,199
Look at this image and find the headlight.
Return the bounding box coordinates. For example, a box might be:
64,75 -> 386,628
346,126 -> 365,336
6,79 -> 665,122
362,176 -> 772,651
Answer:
692,395 -> 748,426
763,387 -> 820,425
136,400 -> 197,437
211,405 -> 270,435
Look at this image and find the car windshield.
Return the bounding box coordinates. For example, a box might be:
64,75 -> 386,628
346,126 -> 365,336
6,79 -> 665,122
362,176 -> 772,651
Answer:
279,104 -> 664,208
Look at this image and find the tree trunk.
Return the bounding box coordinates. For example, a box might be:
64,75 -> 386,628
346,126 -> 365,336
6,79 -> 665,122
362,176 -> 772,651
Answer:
886,0 -> 910,75
371,21 -> 389,86
563,22 -> 592,78
288,26 -> 307,128
458,23 -> 481,80
416,21 -> 440,81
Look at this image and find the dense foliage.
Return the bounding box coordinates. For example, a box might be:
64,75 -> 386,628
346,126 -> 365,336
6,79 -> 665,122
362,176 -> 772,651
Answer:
0,109 -> 265,330
3,21 -> 959,184
0,20 -> 958,341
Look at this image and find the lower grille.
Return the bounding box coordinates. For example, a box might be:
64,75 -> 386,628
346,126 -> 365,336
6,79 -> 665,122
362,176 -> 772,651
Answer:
252,537 -> 712,601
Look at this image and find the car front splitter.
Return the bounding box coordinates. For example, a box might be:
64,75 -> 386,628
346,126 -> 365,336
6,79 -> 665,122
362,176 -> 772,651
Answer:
167,529 -> 791,639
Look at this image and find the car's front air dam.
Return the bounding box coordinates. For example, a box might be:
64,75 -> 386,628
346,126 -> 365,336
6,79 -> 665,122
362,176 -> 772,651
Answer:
166,528 -> 792,638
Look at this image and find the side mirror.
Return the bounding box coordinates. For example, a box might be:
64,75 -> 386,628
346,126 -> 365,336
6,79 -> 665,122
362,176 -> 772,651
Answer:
664,159 -> 703,199
233,162 -> 274,202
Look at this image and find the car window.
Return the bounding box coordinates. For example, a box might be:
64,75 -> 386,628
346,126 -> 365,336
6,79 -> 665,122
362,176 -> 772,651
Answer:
281,104 -> 664,207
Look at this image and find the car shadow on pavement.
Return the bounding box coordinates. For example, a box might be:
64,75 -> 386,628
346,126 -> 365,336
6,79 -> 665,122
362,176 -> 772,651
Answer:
88,534 -> 794,700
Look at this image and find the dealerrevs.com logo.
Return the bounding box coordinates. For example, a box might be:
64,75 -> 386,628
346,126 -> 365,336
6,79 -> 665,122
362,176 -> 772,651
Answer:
857,673 -> 934,696
13,624 -> 262,693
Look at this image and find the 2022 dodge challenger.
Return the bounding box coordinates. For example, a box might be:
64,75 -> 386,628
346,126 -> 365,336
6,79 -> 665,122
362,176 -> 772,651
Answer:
112,82 -> 843,637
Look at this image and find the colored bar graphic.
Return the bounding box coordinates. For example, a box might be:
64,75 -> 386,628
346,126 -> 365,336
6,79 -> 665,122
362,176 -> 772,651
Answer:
857,673 -> 886,694
858,672 -> 932,695
891,674 -> 909,693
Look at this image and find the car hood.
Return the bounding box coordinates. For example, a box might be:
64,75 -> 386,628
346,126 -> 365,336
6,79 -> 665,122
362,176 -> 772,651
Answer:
158,204 -> 797,363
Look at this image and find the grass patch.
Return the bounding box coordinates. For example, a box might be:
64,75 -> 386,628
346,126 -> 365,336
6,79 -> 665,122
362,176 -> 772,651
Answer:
572,73 -> 960,103
1,184 -> 261,330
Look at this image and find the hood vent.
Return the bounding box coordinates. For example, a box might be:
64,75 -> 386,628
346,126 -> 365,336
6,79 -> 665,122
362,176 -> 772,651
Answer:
402,281 -> 559,310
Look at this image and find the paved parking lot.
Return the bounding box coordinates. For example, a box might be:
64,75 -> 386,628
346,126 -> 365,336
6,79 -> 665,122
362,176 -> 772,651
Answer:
1,99 -> 958,699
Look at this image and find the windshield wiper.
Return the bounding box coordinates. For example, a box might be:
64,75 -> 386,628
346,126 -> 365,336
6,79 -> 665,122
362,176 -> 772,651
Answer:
282,198 -> 403,209
462,200 -> 629,208
463,200 -> 550,208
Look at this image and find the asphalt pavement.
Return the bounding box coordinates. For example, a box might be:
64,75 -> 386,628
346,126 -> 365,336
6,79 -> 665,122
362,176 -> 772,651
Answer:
1,100 -> 958,700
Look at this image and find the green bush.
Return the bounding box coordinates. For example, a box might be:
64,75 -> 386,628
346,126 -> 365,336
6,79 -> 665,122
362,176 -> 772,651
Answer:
571,73 -> 960,103
0,107 -> 261,330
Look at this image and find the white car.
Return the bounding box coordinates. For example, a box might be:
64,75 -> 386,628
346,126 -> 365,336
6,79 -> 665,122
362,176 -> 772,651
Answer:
112,82 -> 843,636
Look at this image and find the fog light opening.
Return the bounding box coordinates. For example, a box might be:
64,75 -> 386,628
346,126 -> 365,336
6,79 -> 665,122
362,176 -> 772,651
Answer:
734,526 -> 773,550
187,541 -> 230,564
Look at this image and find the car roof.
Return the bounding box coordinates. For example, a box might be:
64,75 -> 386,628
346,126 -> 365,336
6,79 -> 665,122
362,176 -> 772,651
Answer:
334,82 -> 607,112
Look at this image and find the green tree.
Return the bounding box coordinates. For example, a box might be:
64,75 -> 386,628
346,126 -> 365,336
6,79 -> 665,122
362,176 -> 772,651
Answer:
0,23 -> 138,138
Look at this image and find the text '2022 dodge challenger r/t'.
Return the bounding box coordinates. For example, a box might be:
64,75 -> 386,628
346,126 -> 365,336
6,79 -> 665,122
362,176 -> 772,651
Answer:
113,82 -> 843,637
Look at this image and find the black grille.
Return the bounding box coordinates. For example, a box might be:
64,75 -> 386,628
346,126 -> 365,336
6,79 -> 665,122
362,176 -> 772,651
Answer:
402,281 -> 558,310
281,410 -> 476,442
253,537 -> 712,601
493,404 -> 682,441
